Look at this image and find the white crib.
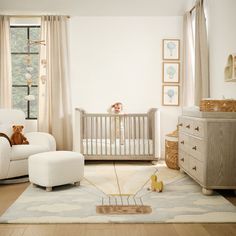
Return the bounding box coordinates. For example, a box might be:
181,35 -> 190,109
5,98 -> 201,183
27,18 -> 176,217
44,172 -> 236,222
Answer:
74,108 -> 158,162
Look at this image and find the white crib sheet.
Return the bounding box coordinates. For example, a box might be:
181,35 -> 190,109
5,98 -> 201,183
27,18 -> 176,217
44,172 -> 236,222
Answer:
82,139 -> 153,155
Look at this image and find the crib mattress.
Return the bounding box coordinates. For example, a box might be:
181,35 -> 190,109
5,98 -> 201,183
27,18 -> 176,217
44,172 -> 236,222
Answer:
82,139 -> 153,156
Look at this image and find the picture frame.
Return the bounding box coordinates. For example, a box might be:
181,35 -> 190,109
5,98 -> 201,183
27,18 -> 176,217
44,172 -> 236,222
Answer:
162,85 -> 179,106
162,62 -> 180,83
162,39 -> 180,60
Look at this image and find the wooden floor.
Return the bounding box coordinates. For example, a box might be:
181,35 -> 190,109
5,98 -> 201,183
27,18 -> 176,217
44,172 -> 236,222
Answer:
0,182 -> 236,236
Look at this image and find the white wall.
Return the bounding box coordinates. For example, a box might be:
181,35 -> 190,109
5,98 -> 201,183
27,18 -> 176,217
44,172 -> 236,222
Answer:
69,17 -> 183,157
208,0 -> 236,99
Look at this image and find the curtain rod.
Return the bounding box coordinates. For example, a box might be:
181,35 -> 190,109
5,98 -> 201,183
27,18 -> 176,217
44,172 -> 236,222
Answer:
8,15 -> 70,19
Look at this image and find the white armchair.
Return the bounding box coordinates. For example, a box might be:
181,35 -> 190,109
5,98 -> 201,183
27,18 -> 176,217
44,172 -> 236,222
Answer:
0,109 -> 56,180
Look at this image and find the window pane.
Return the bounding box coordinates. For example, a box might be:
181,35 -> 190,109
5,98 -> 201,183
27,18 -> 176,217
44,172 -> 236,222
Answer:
29,87 -> 38,118
12,55 -> 27,85
29,27 -> 41,53
10,27 -> 28,53
31,55 -> 39,85
12,87 -> 28,116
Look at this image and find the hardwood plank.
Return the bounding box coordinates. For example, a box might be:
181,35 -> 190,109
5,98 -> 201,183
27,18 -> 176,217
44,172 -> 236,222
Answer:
139,224 -> 178,236
173,224 -> 210,236
54,224 -> 86,236
113,224 -> 146,236
0,225 -> 26,236
22,224 -> 57,236
202,224 -> 236,236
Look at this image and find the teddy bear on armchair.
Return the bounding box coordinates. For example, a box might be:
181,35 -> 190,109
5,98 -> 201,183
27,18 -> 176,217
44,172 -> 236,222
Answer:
11,125 -> 29,145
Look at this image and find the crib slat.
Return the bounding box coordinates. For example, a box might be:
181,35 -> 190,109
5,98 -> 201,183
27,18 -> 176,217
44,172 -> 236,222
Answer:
133,117 -> 136,156
91,116 -> 93,155
147,115 -> 150,155
95,116 -> 98,155
105,116 -> 107,156
129,116 -> 131,155
124,115 -> 126,155
85,116 -> 88,155
100,116 -> 103,156
110,116 -> 112,155
119,116 -> 121,156
138,116 -> 141,155
115,116 -> 117,156
143,116 -> 145,155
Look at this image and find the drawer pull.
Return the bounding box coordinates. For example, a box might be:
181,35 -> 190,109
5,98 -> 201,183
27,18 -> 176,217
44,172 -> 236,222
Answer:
178,123 -> 183,127
186,124 -> 190,129
180,158 -> 184,162
195,126 -> 199,131
192,146 -> 197,150
180,140 -> 184,145
192,166 -> 197,171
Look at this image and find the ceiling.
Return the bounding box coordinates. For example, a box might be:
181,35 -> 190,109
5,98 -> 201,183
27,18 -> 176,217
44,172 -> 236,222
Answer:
0,0 -> 194,16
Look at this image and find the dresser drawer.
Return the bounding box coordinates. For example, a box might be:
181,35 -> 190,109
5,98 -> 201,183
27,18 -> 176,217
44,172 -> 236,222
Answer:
188,136 -> 205,162
179,150 -> 189,171
179,132 -> 189,152
178,117 -> 193,135
192,120 -> 205,138
179,116 -> 205,138
189,156 -> 203,183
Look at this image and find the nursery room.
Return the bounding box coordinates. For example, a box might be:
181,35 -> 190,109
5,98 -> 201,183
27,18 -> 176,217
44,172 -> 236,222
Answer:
0,0 -> 236,235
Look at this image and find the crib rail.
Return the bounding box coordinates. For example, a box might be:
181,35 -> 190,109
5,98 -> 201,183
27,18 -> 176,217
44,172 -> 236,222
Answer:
74,108 -> 157,161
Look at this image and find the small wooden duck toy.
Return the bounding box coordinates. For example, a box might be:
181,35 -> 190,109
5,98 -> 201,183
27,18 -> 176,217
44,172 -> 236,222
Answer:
150,174 -> 163,192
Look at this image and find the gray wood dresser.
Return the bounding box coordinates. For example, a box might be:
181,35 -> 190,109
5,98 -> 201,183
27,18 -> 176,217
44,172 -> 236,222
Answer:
178,109 -> 236,195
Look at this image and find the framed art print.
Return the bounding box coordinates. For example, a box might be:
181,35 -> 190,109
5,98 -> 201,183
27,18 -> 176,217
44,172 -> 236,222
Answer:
162,39 -> 180,60
162,62 -> 180,83
162,85 -> 179,106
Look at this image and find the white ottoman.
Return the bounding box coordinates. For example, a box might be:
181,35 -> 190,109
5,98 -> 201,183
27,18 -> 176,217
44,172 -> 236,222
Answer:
28,151 -> 84,191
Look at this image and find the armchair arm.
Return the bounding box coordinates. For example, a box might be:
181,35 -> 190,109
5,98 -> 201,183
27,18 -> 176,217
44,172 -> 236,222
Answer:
25,132 -> 56,151
0,137 -> 11,179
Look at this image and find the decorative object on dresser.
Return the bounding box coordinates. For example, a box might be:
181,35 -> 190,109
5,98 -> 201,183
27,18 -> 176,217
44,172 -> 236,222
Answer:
165,128 -> 179,170
74,108 -> 159,162
224,54 -> 236,82
200,99 -> 236,112
178,108 -> 236,195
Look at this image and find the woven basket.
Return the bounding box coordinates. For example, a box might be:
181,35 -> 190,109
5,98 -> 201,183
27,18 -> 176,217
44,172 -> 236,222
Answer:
165,139 -> 179,170
200,100 -> 236,112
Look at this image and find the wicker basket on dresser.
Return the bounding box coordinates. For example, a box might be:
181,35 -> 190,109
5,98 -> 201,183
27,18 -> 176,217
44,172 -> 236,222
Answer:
178,111 -> 236,195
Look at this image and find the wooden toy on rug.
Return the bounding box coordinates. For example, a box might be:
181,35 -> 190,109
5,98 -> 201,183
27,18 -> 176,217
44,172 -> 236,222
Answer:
150,174 -> 163,192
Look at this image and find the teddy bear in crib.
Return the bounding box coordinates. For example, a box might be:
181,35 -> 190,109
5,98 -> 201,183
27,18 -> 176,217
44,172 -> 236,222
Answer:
11,125 -> 29,145
149,174 -> 164,192
109,102 -> 125,145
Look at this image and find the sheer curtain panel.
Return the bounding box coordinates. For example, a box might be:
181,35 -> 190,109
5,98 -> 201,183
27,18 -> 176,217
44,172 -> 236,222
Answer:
0,16 -> 11,108
38,16 -> 72,150
194,0 -> 209,105
182,12 -> 194,107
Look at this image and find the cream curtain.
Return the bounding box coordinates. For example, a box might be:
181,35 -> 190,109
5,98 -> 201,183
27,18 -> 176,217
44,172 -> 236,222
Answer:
182,12 -> 194,107
194,0 -> 209,105
38,16 -> 73,150
0,16 -> 11,108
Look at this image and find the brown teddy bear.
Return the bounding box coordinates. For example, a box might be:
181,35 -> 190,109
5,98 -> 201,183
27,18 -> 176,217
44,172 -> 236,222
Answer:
11,125 -> 29,145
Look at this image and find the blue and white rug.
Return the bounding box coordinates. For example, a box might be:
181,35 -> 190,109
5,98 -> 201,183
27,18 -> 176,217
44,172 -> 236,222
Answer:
0,162 -> 236,223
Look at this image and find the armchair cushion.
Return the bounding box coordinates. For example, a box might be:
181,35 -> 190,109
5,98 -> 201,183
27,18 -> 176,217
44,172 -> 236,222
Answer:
11,145 -> 50,161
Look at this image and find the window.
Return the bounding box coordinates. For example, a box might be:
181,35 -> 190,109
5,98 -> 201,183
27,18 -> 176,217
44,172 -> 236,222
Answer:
10,25 -> 41,119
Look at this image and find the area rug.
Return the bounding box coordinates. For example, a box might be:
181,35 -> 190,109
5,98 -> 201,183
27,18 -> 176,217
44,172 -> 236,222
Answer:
0,162 -> 236,223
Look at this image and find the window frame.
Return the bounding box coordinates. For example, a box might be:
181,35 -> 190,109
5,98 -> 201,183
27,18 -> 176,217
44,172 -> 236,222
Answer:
11,25 -> 40,120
